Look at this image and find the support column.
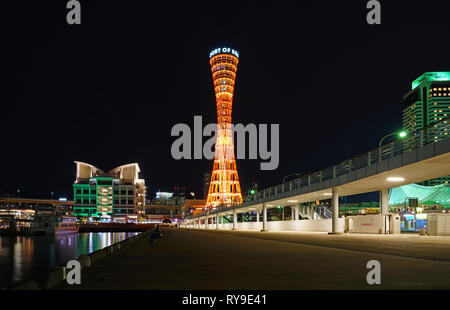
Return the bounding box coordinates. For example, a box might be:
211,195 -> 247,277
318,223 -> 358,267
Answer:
291,206 -> 295,221
380,188 -> 389,214
205,216 -> 209,229
232,209 -> 237,230
332,187 -> 340,234
256,209 -> 260,223
294,204 -> 299,221
262,204 -> 267,231
215,213 -> 219,229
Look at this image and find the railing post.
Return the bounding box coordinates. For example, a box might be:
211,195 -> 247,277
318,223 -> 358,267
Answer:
308,175 -> 311,186
368,152 -> 371,166
348,159 -> 352,172
319,171 -> 323,182
332,166 -> 336,179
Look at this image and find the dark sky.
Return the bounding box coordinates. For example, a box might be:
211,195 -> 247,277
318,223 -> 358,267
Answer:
5,0 -> 450,200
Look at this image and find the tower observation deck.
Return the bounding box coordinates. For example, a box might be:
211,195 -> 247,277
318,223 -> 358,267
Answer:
206,47 -> 243,209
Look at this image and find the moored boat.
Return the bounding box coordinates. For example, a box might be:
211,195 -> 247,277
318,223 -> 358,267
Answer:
55,216 -> 79,235
31,213 -> 78,235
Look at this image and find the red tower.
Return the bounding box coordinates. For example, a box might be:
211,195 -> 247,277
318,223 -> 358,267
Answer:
206,47 -> 243,209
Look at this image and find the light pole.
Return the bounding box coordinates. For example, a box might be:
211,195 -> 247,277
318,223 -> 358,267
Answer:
378,130 -> 407,147
378,130 -> 407,162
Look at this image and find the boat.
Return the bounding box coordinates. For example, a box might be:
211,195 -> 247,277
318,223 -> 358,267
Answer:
30,212 -> 78,235
55,216 -> 79,235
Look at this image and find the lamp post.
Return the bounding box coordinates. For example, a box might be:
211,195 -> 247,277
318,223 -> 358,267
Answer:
378,130 -> 407,147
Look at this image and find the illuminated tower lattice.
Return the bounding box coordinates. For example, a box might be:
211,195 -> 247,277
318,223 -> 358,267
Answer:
206,47 -> 243,209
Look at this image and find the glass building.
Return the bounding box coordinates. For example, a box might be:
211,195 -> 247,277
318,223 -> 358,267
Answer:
73,161 -> 146,220
403,72 -> 450,185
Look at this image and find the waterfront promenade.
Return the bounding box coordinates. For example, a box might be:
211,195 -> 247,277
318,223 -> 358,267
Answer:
53,228 -> 450,290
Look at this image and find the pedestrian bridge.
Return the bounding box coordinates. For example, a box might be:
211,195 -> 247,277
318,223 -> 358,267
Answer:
182,118 -> 450,233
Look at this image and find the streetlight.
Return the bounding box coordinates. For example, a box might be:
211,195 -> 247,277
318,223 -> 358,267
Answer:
378,130 -> 407,147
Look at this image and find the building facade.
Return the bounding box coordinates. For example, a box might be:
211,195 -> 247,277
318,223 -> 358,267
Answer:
203,172 -> 211,199
73,162 -> 146,220
403,72 -> 450,185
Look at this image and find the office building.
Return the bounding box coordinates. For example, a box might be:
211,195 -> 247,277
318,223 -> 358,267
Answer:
403,72 -> 450,185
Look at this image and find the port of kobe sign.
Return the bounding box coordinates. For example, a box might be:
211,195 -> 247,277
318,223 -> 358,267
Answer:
209,47 -> 239,59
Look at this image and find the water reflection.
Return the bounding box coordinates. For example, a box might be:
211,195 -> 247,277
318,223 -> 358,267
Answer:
0,232 -> 139,288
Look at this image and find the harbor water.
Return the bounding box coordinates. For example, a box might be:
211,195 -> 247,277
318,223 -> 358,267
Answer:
0,232 -> 139,289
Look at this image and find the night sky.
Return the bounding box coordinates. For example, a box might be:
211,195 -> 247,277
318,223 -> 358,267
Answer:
5,1 -> 450,200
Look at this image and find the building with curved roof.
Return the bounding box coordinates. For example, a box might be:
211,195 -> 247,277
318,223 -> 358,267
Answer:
73,162 -> 146,220
389,183 -> 450,209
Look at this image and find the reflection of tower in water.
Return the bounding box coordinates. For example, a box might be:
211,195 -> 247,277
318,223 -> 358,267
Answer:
206,48 -> 243,209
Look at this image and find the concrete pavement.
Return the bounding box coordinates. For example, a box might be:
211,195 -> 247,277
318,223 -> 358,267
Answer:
54,228 -> 450,290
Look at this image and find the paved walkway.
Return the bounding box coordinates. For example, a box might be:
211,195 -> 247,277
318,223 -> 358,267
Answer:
54,228 -> 450,290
